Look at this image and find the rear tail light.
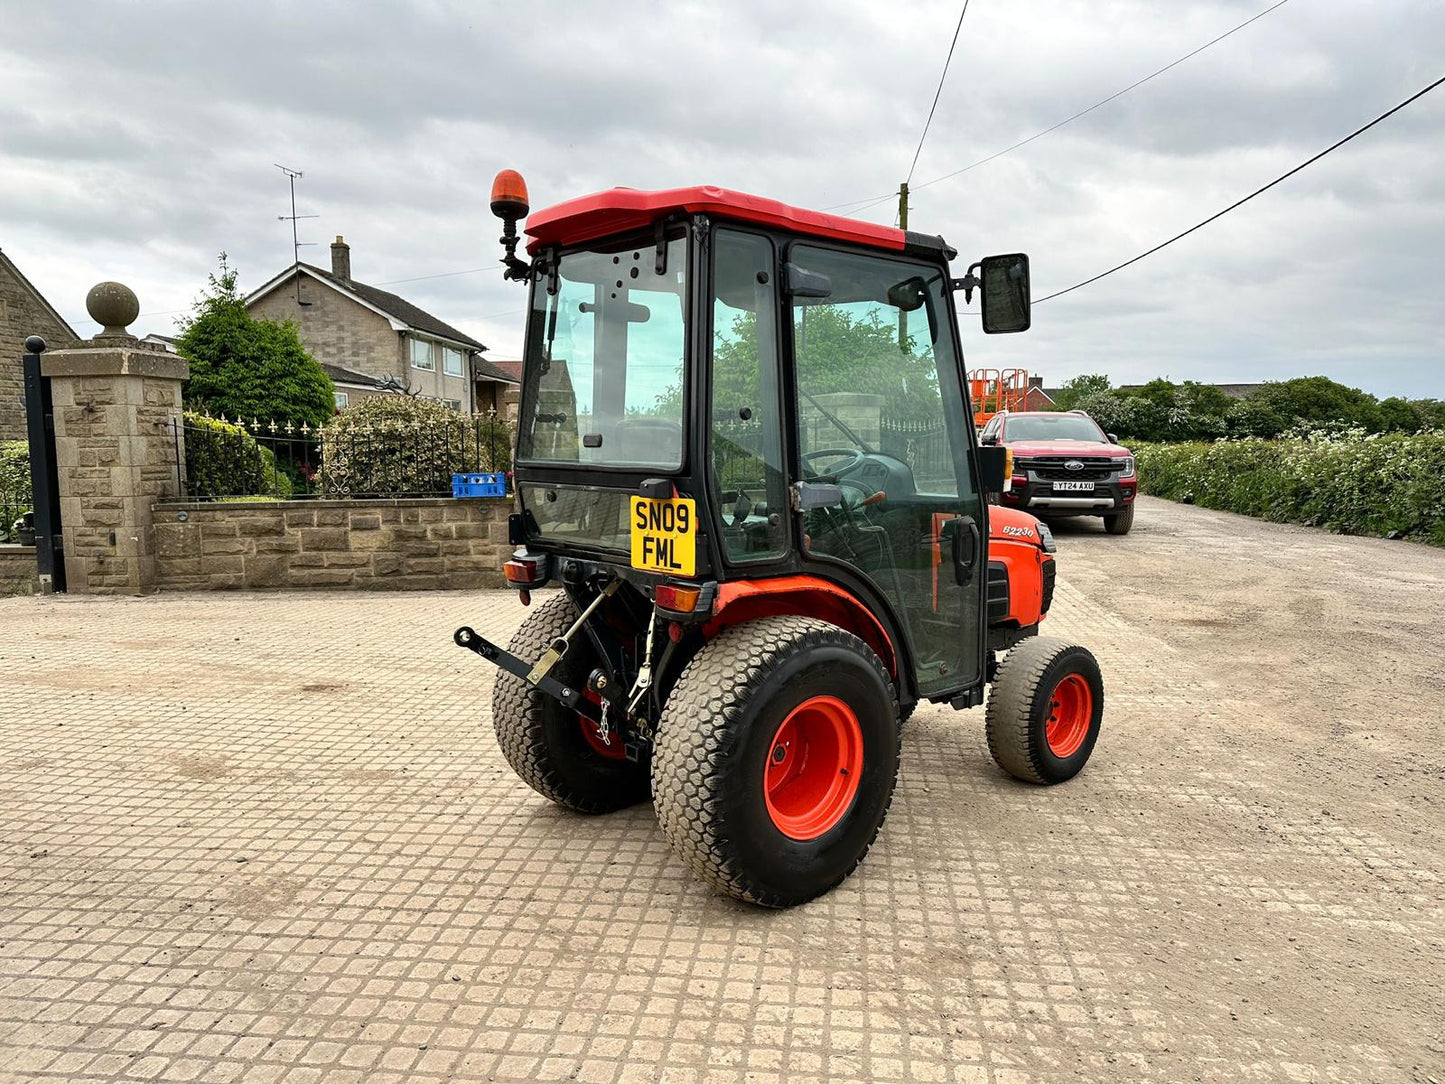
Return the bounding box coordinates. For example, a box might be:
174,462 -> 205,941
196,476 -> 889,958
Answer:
654,584 -> 702,613
503,553 -> 550,586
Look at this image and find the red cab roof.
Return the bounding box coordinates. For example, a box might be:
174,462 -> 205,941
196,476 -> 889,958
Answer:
524,185 -> 908,255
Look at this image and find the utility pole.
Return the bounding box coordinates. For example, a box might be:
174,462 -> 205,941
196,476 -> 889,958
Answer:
897,181 -> 909,351
275,164 -> 318,304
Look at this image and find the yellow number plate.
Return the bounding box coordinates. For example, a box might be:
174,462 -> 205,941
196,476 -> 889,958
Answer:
630,496 -> 696,576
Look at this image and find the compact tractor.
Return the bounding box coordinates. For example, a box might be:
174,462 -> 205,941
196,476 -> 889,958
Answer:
454,171 -> 1105,907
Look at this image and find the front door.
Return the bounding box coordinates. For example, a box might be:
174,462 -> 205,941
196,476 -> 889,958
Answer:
787,244 -> 985,699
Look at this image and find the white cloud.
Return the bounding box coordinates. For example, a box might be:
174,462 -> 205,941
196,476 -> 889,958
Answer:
2,0 -> 1441,394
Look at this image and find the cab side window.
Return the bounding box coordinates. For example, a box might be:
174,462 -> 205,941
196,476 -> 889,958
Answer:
708,230 -> 787,562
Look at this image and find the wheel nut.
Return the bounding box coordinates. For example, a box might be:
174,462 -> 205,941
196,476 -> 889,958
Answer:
771,745 -> 787,764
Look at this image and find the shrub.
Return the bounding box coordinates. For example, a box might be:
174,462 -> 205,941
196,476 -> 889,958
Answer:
318,396 -> 511,496
1135,430 -> 1445,546
184,413 -> 293,499
1,441 -> 31,542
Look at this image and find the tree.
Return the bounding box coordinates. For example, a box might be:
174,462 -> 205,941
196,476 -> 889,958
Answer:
1378,397 -> 1425,434
1051,373 -> 1112,410
178,254 -> 335,429
1254,376 -> 1382,434
1224,396 -> 1286,439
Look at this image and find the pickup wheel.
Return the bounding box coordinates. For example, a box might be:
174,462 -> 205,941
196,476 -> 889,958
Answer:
1104,504 -> 1135,534
651,617 -> 900,907
490,593 -> 650,814
985,636 -> 1103,784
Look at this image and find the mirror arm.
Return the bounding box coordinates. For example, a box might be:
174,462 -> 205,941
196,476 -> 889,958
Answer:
952,262 -> 982,304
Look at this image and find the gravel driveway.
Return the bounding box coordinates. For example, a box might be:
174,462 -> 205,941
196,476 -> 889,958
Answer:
1,495 -> 1440,1083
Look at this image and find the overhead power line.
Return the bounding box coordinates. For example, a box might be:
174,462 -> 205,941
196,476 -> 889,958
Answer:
906,0 -> 972,185
1035,72 -> 1445,304
822,0 -> 1291,214
375,266 -> 493,286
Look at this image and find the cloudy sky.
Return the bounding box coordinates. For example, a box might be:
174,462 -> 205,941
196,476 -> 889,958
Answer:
2,0 -> 1441,396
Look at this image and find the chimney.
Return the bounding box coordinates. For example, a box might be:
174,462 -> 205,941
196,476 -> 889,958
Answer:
331,236 -> 351,282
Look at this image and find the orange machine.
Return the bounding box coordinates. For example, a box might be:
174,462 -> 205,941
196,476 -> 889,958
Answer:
968,368 -> 1033,427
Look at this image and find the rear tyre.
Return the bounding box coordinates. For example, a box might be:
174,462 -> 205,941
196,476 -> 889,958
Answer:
1103,503 -> 1134,534
985,636 -> 1103,784
651,617 -> 900,907
490,593 -> 650,813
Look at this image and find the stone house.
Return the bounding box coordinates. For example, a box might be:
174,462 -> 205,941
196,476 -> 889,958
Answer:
1,247 -> 78,440
246,237 -> 516,414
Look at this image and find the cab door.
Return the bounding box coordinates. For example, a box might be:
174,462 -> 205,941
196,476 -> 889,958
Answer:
786,244 -> 986,699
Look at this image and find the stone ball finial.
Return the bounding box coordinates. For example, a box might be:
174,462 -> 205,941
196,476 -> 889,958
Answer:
86,281 -> 140,337
24,335 -> 47,354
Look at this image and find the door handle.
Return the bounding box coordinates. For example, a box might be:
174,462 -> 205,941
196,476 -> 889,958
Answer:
946,515 -> 980,585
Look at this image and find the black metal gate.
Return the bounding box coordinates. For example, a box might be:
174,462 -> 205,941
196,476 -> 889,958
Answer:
22,335 -> 64,592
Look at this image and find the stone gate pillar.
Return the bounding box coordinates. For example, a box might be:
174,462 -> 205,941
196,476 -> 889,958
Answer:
41,282 -> 187,595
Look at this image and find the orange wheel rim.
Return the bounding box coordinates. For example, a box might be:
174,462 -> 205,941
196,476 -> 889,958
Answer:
763,695 -> 864,841
1045,673 -> 1093,758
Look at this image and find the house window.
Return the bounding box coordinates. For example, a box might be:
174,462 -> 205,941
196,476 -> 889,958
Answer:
333,391 -> 350,409
410,338 -> 435,371
443,347 -> 464,376
443,398 -> 462,410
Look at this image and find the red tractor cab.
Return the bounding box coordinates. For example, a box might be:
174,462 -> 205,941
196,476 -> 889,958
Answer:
455,175 -> 1105,907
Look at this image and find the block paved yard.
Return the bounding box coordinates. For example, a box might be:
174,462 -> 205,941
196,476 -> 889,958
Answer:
1,497 -> 1441,1083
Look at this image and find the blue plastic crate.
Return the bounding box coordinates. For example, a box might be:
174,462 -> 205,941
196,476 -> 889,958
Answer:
452,472 -> 507,498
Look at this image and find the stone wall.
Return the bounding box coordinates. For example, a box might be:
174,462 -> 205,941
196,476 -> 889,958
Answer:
0,544 -> 37,596
152,497 -> 512,591
1,249 -> 78,441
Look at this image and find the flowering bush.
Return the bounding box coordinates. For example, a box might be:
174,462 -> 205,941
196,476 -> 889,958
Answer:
1135,429 -> 1445,546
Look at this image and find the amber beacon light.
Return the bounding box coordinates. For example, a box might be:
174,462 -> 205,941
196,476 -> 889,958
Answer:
491,169 -> 531,280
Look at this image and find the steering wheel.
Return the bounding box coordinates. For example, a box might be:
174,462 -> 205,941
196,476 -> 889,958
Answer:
802,447 -> 866,481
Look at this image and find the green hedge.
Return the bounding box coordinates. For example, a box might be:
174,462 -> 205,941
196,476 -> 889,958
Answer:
1,441 -> 31,542
1135,430 -> 1445,546
184,413 -> 292,498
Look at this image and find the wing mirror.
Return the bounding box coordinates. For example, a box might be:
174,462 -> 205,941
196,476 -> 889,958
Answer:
955,253 -> 1031,334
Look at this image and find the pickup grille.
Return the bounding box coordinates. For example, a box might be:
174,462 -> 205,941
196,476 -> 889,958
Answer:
1018,456 -> 1118,482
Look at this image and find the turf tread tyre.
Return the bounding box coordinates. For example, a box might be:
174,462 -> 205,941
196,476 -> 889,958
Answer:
651,616 -> 900,907
1104,504 -> 1135,534
491,594 -> 650,814
985,636 -> 1103,785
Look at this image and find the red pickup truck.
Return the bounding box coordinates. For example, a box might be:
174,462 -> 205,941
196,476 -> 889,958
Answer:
978,410 -> 1138,535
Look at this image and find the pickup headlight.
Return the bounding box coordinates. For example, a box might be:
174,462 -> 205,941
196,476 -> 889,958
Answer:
1036,521 -> 1057,553
1119,456 -> 1136,479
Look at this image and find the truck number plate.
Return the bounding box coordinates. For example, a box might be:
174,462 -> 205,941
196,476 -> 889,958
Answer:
1053,480 -> 1095,492
630,497 -> 696,576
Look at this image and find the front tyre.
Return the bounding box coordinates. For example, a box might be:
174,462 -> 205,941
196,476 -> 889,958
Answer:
490,593 -> 650,814
1104,503 -> 1135,534
985,636 -> 1103,784
651,617 -> 900,908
